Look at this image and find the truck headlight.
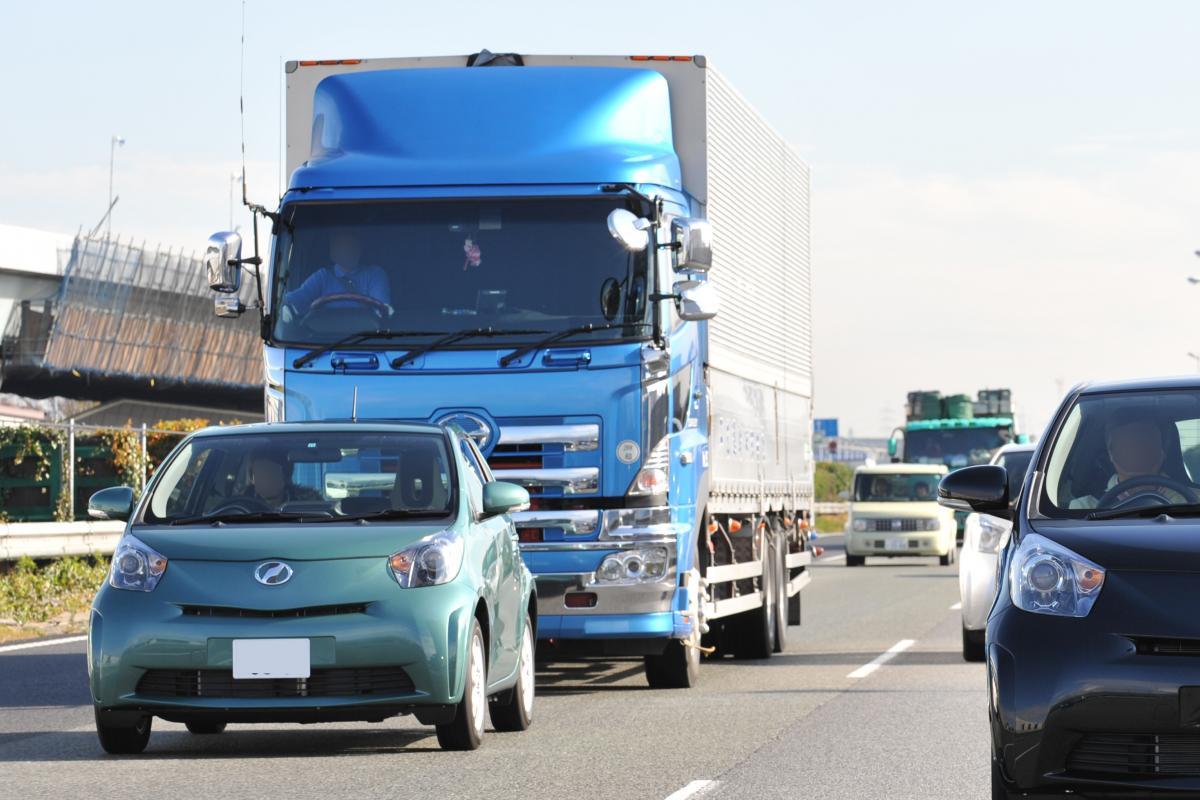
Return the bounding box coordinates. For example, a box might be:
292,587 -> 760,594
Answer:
595,547 -> 671,583
109,535 -> 168,592
852,519 -> 868,532
1010,533 -> 1104,618
388,531 -> 464,588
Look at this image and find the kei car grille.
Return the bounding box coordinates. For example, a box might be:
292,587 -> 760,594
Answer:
136,667 -> 414,698
1068,733 -> 1200,776
868,519 -> 921,532
179,603 -> 368,619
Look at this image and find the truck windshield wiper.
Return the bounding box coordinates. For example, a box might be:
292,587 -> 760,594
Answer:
1087,502 -> 1200,521
293,329 -> 443,369
498,322 -> 652,367
391,327 -> 548,368
167,511 -> 323,526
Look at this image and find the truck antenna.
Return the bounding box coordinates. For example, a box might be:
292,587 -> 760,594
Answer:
239,0 -> 249,211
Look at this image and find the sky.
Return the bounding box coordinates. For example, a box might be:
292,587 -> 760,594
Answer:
2,0 -> 1198,436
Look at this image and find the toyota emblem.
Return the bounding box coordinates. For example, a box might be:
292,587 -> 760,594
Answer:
254,561 -> 294,586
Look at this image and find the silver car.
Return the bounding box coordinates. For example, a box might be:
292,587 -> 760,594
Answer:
957,443 -> 1035,661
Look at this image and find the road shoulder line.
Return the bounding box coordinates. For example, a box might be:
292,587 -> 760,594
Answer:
847,639 -> 916,679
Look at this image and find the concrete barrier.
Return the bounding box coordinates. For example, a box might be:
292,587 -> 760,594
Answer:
0,520 -> 125,561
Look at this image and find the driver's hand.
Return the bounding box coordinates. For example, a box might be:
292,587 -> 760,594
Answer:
279,303 -> 295,323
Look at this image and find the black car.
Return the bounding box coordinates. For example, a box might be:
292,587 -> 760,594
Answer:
940,377 -> 1200,798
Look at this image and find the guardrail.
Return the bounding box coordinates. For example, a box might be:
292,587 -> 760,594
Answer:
0,520 -> 125,561
814,502 -> 849,515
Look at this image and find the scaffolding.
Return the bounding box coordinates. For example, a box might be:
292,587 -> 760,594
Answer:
1,233 -> 260,410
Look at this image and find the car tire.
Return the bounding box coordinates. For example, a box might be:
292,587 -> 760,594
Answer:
95,708 -> 152,755
845,554 -> 865,567
436,618 -> 487,751
962,624 -> 986,662
940,551 -> 952,566
184,720 -> 227,735
490,614 -> 535,731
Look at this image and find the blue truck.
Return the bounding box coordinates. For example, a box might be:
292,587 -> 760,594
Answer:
205,51 -> 814,688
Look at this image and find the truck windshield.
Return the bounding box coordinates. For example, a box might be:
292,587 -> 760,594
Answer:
853,474 -> 940,502
905,427 -> 1012,468
270,198 -> 652,345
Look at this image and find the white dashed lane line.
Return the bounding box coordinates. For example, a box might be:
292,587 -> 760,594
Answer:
847,639 -> 916,679
949,601 -> 962,610
664,781 -> 717,800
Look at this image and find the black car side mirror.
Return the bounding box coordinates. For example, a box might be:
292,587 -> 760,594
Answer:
938,465 -> 1010,515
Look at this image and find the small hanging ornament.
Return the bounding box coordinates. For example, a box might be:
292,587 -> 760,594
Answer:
463,238 -> 482,271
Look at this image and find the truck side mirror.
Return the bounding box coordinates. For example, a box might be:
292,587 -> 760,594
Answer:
671,218 -> 712,273
607,209 -> 651,252
674,279 -> 719,321
205,231 -> 243,293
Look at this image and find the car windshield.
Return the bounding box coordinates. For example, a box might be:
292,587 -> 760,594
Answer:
905,426 -> 1013,468
1039,389 -> 1200,518
997,450 -> 1034,500
270,198 -> 653,345
141,430 -> 455,525
853,474 -> 940,502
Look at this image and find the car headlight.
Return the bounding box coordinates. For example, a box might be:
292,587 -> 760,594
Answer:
1009,533 -> 1104,617
595,547 -> 671,584
918,518 -> 941,532
976,515 -> 1011,554
388,531 -> 464,588
109,534 -> 168,592
852,519 -> 868,532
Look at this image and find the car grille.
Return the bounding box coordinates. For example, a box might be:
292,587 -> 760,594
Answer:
179,603 -> 368,619
136,667 -> 414,699
1130,636 -> 1200,656
868,519 -> 922,532
869,539 -> 927,549
1068,733 -> 1200,776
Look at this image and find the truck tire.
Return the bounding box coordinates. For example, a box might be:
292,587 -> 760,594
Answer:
773,533 -> 789,653
644,569 -> 701,688
731,550 -> 775,660
846,554 -> 865,567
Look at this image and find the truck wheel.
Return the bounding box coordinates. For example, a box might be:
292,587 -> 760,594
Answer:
95,708 -> 152,755
436,619 -> 487,751
773,534 -> 789,653
644,569 -> 701,688
490,614 -> 535,731
845,555 -> 865,567
732,552 -> 775,660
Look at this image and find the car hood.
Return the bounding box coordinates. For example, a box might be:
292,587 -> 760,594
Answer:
129,522 -> 450,561
1027,518 -> 1200,573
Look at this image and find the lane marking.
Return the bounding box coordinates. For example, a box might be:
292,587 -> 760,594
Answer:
847,639 -> 915,679
0,635 -> 87,654
949,601 -> 962,610
665,781 -> 716,800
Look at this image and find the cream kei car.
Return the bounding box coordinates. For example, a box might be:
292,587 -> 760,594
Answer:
845,464 -> 956,566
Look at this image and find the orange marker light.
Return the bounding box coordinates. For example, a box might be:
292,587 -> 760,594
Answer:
728,518 -> 743,533
1075,564 -> 1105,592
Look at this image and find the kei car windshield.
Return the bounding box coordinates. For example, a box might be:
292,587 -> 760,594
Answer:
853,474 -> 940,502
141,431 -> 455,525
1038,389 -> 1200,518
270,197 -> 653,345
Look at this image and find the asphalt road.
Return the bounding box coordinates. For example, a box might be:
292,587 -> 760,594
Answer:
0,535 -> 989,800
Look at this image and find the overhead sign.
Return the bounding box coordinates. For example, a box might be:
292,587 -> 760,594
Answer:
814,418 -> 839,439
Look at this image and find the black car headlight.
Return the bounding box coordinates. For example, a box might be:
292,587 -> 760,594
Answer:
1009,533 -> 1105,618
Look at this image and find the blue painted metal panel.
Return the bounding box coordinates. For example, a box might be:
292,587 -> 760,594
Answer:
537,612 -> 674,640
292,67 -> 681,191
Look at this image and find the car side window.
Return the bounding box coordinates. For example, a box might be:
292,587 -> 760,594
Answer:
1178,419 -> 1200,482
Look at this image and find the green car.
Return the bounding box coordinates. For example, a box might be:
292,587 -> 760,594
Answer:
86,421 -> 536,753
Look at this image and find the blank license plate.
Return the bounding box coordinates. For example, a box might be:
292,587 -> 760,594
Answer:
232,638 -> 311,679
885,538 -> 909,552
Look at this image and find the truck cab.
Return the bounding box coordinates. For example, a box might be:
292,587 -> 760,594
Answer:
845,464 -> 955,566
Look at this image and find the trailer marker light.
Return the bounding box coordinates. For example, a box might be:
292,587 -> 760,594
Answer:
728,518 -> 743,533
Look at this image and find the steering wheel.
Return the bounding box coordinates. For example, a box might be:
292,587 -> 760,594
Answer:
298,293 -> 391,328
209,497 -> 272,516
1096,475 -> 1198,509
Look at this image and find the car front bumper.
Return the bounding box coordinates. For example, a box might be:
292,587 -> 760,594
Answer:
845,530 -> 952,557
990,570 -> 1200,795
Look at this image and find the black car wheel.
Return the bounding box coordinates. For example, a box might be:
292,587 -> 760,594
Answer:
962,624 -> 985,662
95,708 -> 151,755
185,720 -> 227,735
846,554 -> 865,567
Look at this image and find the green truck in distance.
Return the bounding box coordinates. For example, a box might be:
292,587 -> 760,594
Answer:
890,389 -> 1026,470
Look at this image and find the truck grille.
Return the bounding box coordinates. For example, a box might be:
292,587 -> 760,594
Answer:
487,419 -> 601,499
1068,733 -> 1200,777
136,667 -> 414,699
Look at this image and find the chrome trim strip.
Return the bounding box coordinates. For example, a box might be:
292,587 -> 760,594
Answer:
510,510 -> 600,536
498,424 -> 600,452
492,467 -> 599,495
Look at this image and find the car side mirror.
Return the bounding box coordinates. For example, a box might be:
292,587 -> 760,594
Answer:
88,486 -> 136,522
938,465 -> 1009,514
482,481 -> 531,517
205,231 -> 243,293
674,279 -> 720,321
671,218 -> 712,273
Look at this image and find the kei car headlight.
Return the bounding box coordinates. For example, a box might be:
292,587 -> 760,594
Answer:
975,515 -> 1011,554
388,531 -> 464,588
1009,533 -> 1105,618
852,519 -> 868,532
919,518 -> 942,532
109,534 -> 168,592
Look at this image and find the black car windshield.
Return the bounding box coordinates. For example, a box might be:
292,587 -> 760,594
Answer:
271,198 -> 652,345
905,426 -> 1013,468
141,431 -> 455,525
1038,389 -> 1200,518
853,473 -> 941,502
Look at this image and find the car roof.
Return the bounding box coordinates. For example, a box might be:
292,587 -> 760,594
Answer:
855,463 -> 947,476
1077,375 -> 1200,395
187,420 -> 446,438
